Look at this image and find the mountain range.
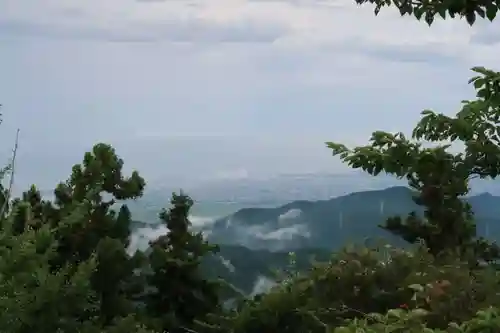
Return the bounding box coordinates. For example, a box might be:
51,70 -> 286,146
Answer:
129,185 -> 500,297
205,186 -> 500,251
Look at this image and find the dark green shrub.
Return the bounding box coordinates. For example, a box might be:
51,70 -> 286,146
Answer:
335,307 -> 500,333
222,243 -> 500,333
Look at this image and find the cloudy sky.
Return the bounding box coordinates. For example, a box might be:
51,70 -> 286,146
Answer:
0,0 -> 499,191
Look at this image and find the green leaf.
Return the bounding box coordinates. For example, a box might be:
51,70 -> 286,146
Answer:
477,89 -> 488,98
438,7 -> 446,19
367,312 -> 385,322
326,142 -> 349,156
468,75 -> 481,84
473,78 -> 485,89
410,308 -> 429,317
466,12 -> 476,25
472,66 -> 489,75
387,308 -> 405,318
408,283 -> 424,292
476,7 -> 486,18
414,8 -> 424,20
424,12 -> 435,25
486,5 -> 497,21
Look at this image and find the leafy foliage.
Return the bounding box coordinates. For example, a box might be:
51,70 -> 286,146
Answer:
326,66 -> 500,263
0,222 -> 101,333
217,244 -> 500,333
317,0 -> 500,331
334,306 -> 500,333
354,0 -> 500,25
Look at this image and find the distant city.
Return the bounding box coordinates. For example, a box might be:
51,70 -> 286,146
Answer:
36,171 -> 500,205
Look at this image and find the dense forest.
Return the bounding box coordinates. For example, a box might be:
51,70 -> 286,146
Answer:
3,0 -> 500,332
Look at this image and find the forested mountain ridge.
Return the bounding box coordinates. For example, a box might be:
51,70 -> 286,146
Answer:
206,186 -> 500,250
126,186 -> 500,298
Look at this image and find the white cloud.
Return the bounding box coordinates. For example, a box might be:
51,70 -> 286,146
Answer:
278,208 -> 302,223
1,0 -> 499,189
219,256 -> 236,272
0,0 -> 490,53
250,275 -> 276,296
254,224 -> 310,240
127,215 -> 215,254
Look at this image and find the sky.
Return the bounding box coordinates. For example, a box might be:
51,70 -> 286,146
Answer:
1,0 -> 500,191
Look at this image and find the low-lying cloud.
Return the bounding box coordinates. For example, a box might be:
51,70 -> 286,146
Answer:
209,209 -> 311,251
250,275 -> 276,296
128,215 -> 216,254
278,208 -> 302,222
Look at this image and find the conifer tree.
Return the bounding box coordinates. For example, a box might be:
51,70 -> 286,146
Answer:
43,143 -> 147,323
0,213 -> 102,333
9,185 -> 57,235
0,215 -> 156,333
145,192 -> 221,333
0,122 -> 155,332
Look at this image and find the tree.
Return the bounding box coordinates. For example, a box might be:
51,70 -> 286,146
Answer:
0,215 -> 157,333
9,185 -> 58,235
326,0 -> 500,262
0,111 -> 20,227
54,143 -> 146,323
354,0 -> 500,25
0,134 -> 158,332
8,143 -> 148,324
0,218 -> 101,333
145,192 -> 221,333
327,67 -> 500,262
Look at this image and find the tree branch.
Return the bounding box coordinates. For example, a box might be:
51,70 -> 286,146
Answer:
0,128 -> 20,219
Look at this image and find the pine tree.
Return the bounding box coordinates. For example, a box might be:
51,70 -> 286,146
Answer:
145,192 -> 221,333
0,218 -> 101,333
0,215 -> 156,333
9,185 -> 56,235
43,143 -> 147,323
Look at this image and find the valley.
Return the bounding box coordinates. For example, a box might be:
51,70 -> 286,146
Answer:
128,185 -> 500,297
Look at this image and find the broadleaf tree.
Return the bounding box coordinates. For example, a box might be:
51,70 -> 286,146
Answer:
353,0 -> 500,25
327,1 -> 500,262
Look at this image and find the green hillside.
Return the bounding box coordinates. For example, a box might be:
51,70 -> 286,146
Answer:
128,186 -> 500,297
208,186 -> 500,250
201,245 -> 332,298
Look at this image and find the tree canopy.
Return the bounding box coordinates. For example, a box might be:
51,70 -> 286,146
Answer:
354,0 -> 500,25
